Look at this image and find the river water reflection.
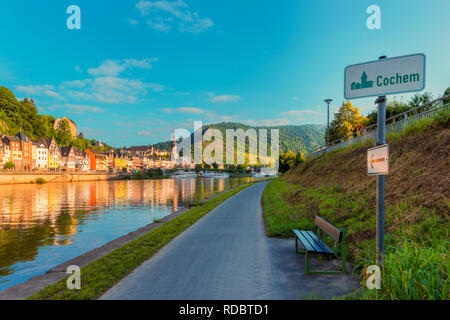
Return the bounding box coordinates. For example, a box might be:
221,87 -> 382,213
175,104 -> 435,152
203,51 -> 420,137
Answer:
0,177 -> 253,292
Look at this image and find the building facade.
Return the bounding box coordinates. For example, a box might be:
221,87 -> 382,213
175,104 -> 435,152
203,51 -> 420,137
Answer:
54,117 -> 77,139
1,136 -> 22,170
34,141 -> 48,170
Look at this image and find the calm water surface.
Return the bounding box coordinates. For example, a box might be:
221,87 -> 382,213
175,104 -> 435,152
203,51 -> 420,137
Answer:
0,177 -> 253,291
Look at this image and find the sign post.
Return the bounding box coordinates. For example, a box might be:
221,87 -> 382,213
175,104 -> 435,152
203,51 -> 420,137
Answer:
344,53 -> 425,268
375,57 -> 387,265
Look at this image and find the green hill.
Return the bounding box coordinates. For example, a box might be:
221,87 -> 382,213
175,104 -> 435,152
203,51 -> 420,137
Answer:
152,122 -> 325,154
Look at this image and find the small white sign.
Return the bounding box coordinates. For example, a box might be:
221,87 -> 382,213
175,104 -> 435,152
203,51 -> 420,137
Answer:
367,144 -> 389,176
345,54 -> 425,99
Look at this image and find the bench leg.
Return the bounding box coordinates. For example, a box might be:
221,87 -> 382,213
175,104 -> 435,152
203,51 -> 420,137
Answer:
341,243 -> 347,274
304,253 -> 347,275
305,251 -> 310,274
295,236 -> 298,254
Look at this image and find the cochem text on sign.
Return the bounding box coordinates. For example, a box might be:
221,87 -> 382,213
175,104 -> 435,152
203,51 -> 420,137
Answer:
345,54 -> 425,99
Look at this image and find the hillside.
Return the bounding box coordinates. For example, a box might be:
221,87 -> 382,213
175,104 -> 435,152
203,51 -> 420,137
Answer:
262,112 -> 449,299
151,122 -> 325,154
0,87 -> 56,140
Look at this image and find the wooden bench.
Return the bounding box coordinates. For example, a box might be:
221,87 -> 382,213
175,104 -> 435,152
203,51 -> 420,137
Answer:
293,216 -> 347,275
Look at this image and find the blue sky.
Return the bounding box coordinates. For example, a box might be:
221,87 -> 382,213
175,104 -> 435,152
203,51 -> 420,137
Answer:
1,0 -> 449,147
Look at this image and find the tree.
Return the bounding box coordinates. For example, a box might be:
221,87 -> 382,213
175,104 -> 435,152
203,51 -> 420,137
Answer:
366,92 -> 435,126
78,132 -> 84,139
279,150 -> 296,173
237,164 -> 247,170
367,98 -> 410,126
295,151 -> 305,164
195,163 -> 205,170
71,138 -> 90,151
56,119 -> 72,146
443,87 -> 450,105
0,87 -> 56,139
328,101 -> 368,143
3,161 -> 15,170
408,92 -> 433,109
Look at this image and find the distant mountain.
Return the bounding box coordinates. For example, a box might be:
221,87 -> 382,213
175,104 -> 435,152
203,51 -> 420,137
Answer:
151,122 -> 325,155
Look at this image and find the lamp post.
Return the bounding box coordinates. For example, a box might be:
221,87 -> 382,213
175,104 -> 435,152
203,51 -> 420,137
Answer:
324,99 -> 333,148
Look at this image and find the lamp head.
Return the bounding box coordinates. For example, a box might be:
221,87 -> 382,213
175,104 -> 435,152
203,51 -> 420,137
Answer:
324,99 -> 333,104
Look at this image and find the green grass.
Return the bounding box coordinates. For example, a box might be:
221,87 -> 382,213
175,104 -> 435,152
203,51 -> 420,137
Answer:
262,178 -> 449,300
262,111 -> 450,300
358,240 -> 449,300
27,181 -> 261,300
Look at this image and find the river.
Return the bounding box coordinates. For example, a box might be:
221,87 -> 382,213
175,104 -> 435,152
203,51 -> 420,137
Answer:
0,177 -> 254,292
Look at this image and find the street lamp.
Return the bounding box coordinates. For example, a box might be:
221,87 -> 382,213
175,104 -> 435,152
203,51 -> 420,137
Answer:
324,99 -> 333,147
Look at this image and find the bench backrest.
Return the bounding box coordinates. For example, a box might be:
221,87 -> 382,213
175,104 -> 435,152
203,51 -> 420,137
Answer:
314,216 -> 342,242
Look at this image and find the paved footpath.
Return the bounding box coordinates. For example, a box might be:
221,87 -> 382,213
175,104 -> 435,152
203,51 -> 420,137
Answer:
100,181 -> 359,300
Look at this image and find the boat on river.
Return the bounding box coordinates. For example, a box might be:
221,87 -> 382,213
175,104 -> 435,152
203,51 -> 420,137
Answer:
169,171 -> 198,178
200,171 -> 230,178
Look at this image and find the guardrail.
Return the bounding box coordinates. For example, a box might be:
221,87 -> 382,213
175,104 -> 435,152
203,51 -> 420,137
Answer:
305,94 -> 450,159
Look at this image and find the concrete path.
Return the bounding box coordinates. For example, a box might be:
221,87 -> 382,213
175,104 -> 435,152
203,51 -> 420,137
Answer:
100,181 -> 359,300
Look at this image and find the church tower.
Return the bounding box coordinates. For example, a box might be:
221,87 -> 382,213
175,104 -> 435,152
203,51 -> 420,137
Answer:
171,130 -> 179,162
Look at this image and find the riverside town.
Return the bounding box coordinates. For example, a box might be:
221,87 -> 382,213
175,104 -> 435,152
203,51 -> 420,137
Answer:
0,0 -> 448,313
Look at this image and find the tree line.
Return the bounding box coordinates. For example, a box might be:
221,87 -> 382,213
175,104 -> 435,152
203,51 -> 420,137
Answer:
278,87 -> 449,174
0,87 -> 112,152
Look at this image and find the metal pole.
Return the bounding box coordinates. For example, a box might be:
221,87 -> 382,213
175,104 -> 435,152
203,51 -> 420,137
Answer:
327,102 -> 330,147
324,99 -> 332,150
375,55 -> 387,267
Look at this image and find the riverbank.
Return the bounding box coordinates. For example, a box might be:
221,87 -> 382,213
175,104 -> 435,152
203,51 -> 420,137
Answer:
0,172 -> 122,185
3,180 -> 266,300
100,180 -> 359,300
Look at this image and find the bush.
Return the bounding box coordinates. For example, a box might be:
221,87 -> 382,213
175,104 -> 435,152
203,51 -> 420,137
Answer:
360,240 -> 449,300
3,161 -> 15,170
35,178 -> 47,184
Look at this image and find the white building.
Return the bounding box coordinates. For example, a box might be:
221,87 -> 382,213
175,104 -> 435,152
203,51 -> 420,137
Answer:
74,147 -> 90,172
34,142 -> 48,170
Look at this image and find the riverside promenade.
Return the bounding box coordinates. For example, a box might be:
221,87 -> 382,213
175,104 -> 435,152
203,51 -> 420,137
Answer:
101,181 -> 359,300
0,172 -> 122,184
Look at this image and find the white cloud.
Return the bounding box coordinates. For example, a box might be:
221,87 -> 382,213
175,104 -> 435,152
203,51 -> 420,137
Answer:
162,107 -> 204,114
87,58 -> 157,77
43,90 -> 64,100
63,76 -> 162,104
147,19 -> 172,32
244,118 -> 292,127
16,84 -> 54,95
64,104 -> 104,114
135,0 -> 213,33
281,109 -> 321,116
16,85 -> 65,100
127,18 -> 139,25
137,129 -> 158,137
15,57 -> 165,110
210,94 -> 241,103
58,59 -> 164,104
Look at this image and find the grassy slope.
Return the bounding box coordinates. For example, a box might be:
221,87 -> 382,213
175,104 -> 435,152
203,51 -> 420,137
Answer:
28,181 -> 262,300
262,111 -> 449,299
